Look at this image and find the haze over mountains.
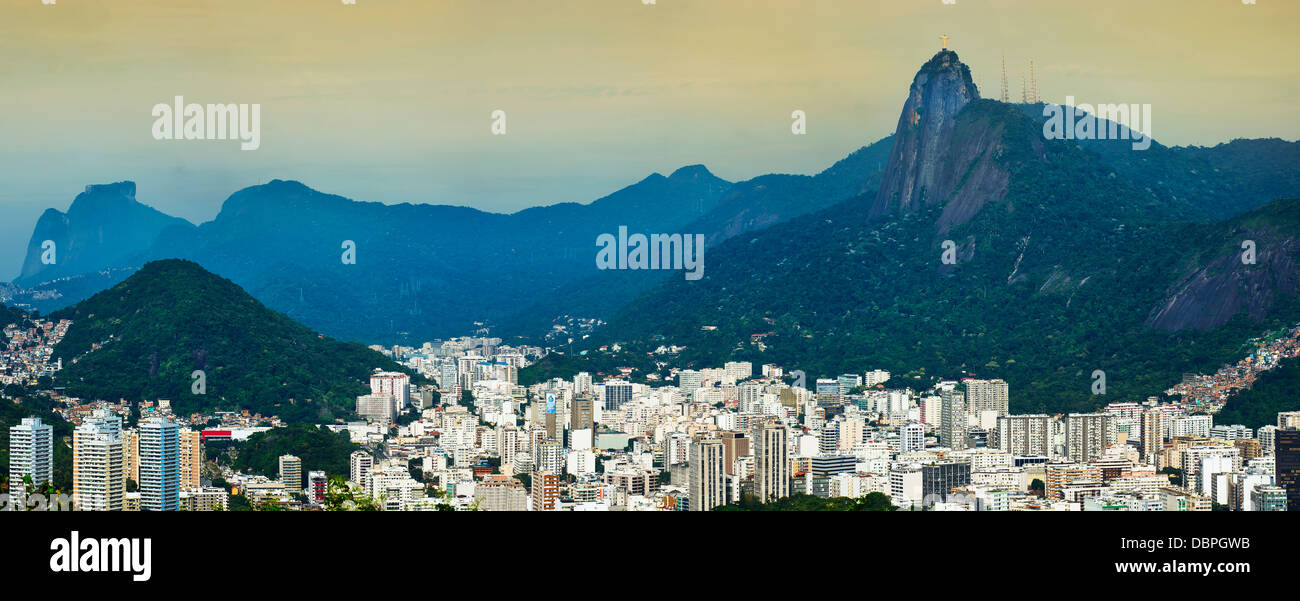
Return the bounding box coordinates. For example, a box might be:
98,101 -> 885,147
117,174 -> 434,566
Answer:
9,135 -> 894,344
5,50 -> 1300,417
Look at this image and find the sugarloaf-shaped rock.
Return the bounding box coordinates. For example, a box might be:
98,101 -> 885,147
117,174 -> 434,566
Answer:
871,50 -> 984,219
17,181 -> 194,286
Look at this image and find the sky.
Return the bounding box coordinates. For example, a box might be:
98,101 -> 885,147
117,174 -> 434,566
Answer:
1,0 -> 1297,280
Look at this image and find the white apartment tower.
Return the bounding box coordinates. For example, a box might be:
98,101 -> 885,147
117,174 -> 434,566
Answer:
1065,413 -> 1114,463
138,416 -> 180,511
72,409 -> 124,511
370,371 -> 411,408
9,417 -> 53,490
350,450 -> 374,489
900,422 -> 926,453
997,414 -> 1053,457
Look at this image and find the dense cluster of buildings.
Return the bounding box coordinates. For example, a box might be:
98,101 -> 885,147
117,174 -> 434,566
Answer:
9,326 -> 1300,512
7,407 -> 220,511
334,344 -> 1300,511
0,318 -> 68,386
1166,325 -> 1300,408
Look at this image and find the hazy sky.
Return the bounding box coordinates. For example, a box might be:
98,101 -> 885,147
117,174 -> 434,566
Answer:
2,0 -> 1296,279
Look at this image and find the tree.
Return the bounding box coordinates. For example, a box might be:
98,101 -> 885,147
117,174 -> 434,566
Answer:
852,492 -> 898,511
1159,467 -> 1183,487
322,476 -> 380,511
715,493 -> 898,511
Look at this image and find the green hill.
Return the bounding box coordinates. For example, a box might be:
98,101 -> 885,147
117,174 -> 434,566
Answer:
229,424 -> 361,480
1214,357 -> 1300,429
50,259 -> 416,423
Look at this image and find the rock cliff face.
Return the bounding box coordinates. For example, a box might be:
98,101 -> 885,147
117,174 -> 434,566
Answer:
871,50 -> 985,220
1148,226 -> 1300,331
18,182 -> 194,286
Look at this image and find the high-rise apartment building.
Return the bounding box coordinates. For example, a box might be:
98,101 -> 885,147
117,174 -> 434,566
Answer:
720,431 -> 749,476
573,372 -> 593,396
689,438 -> 725,511
965,379 -> 1010,416
350,450 -> 374,489
474,474 -> 528,511
1045,463 -> 1102,500
279,454 -> 303,494
1276,429 -> 1300,511
900,422 -> 926,453
1141,408 -> 1169,467
531,470 -> 560,511
307,471 -> 328,504
570,398 -> 594,431
603,380 -> 632,411
1065,413 -> 1114,463
754,423 -> 790,503
9,417 -> 53,498
179,429 -> 202,491
940,390 -> 967,450
818,421 -> 840,456
138,417 -> 180,511
997,414 -> 1052,457
370,371 -> 411,408
72,409 -> 124,511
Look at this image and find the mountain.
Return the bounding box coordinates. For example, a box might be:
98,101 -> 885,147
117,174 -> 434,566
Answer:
496,135 -> 897,339
49,259 -> 413,423
16,182 -> 195,287
1015,104 -> 1300,222
691,135 -> 896,247
582,50 -> 1300,414
871,50 -> 984,221
14,168 -> 733,342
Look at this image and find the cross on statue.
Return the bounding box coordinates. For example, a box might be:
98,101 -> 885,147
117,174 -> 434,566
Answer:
939,35 -> 951,50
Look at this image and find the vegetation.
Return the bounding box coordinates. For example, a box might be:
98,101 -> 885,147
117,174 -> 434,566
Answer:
1214,357 -> 1300,429
715,492 -> 897,511
323,476 -> 380,511
1159,467 -> 1183,487
49,260 -> 422,423
230,424 -> 360,479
